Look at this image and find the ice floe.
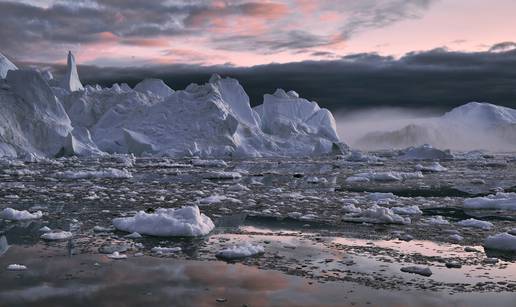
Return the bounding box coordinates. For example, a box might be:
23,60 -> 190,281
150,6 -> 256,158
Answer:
0,208 -> 43,221
484,232 -> 516,252
463,193 -> 516,211
56,168 -> 133,179
7,264 -> 27,271
216,243 -> 265,260
457,218 -> 493,230
112,206 -> 215,237
40,231 -> 73,241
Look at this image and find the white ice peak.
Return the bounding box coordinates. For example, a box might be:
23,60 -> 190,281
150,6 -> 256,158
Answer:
0,52 -> 18,79
60,51 -> 83,92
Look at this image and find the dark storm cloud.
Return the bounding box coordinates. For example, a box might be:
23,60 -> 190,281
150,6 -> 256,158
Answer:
30,46 -> 516,112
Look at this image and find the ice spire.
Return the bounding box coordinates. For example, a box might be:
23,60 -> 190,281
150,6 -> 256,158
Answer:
0,52 -> 18,79
60,51 -> 83,92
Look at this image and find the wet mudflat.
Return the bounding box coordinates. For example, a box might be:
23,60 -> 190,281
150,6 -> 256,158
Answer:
1,154 -> 516,306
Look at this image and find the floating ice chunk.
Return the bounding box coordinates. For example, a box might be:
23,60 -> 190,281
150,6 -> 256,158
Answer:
125,232 -> 142,239
345,176 -> 370,183
415,162 -> 448,172
112,206 -> 214,237
351,171 -> 423,182
203,171 -> 242,180
401,266 -> 432,276
107,251 -> 127,259
299,213 -> 319,221
367,192 -> 396,201
216,243 -> 264,260
41,231 -> 73,241
391,205 -> 422,215
1,208 -> 43,221
464,193 -> 516,211
484,233 -> 516,251
399,145 -> 453,160
306,176 -> 328,184
151,246 -> 182,254
342,203 -> 362,214
424,215 -> 450,225
227,183 -> 250,192
7,264 -> 27,271
56,168 -> 133,179
344,205 -> 410,224
192,159 -> 228,167
38,226 -> 52,233
199,195 -> 228,204
93,226 -> 115,232
457,218 -> 493,230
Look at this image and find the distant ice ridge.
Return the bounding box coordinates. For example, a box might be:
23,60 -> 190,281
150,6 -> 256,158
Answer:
0,52 -> 346,158
356,102 -> 516,151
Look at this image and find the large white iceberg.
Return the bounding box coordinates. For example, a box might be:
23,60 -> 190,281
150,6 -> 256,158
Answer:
0,69 -> 73,157
112,206 -> 215,237
0,52 -> 346,158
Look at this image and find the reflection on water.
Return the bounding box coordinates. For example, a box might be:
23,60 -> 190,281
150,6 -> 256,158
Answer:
1,245 -> 515,307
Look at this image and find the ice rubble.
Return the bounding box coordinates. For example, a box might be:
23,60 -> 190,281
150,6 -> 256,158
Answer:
0,208 -> 43,221
112,206 -> 215,237
342,205 -> 411,224
463,193 -> 516,211
216,243 -> 265,260
0,52 -> 346,158
55,168 -> 133,179
7,264 -> 27,271
457,218 -> 493,230
0,52 -> 18,79
484,233 -> 516,252
40,231 -> 73,241
399,145 -> 453,160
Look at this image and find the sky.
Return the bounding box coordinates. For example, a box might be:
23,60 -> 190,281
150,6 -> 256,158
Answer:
2,0 -> 516,110
2,0 -> 516,67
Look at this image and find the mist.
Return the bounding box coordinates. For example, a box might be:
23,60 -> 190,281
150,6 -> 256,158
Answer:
335,107 -> 442,146
335,107 -> 516,152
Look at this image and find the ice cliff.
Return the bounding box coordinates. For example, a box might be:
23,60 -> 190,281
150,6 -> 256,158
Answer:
0,52 -> 347,158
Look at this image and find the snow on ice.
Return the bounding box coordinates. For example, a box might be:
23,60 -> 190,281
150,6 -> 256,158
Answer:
1,208 -> 43,221
216,243 -> 265,260
112,206 -> 215,237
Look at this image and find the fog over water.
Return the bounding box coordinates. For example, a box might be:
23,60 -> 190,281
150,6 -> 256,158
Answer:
335,106 -> 516,152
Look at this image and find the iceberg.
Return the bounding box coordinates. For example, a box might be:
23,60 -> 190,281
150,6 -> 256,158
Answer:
0,52 -> 348,158
0,52 -> 18,79
60,51 -> 84,92
0,70 -> 73,158
356,102 -> 516,151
